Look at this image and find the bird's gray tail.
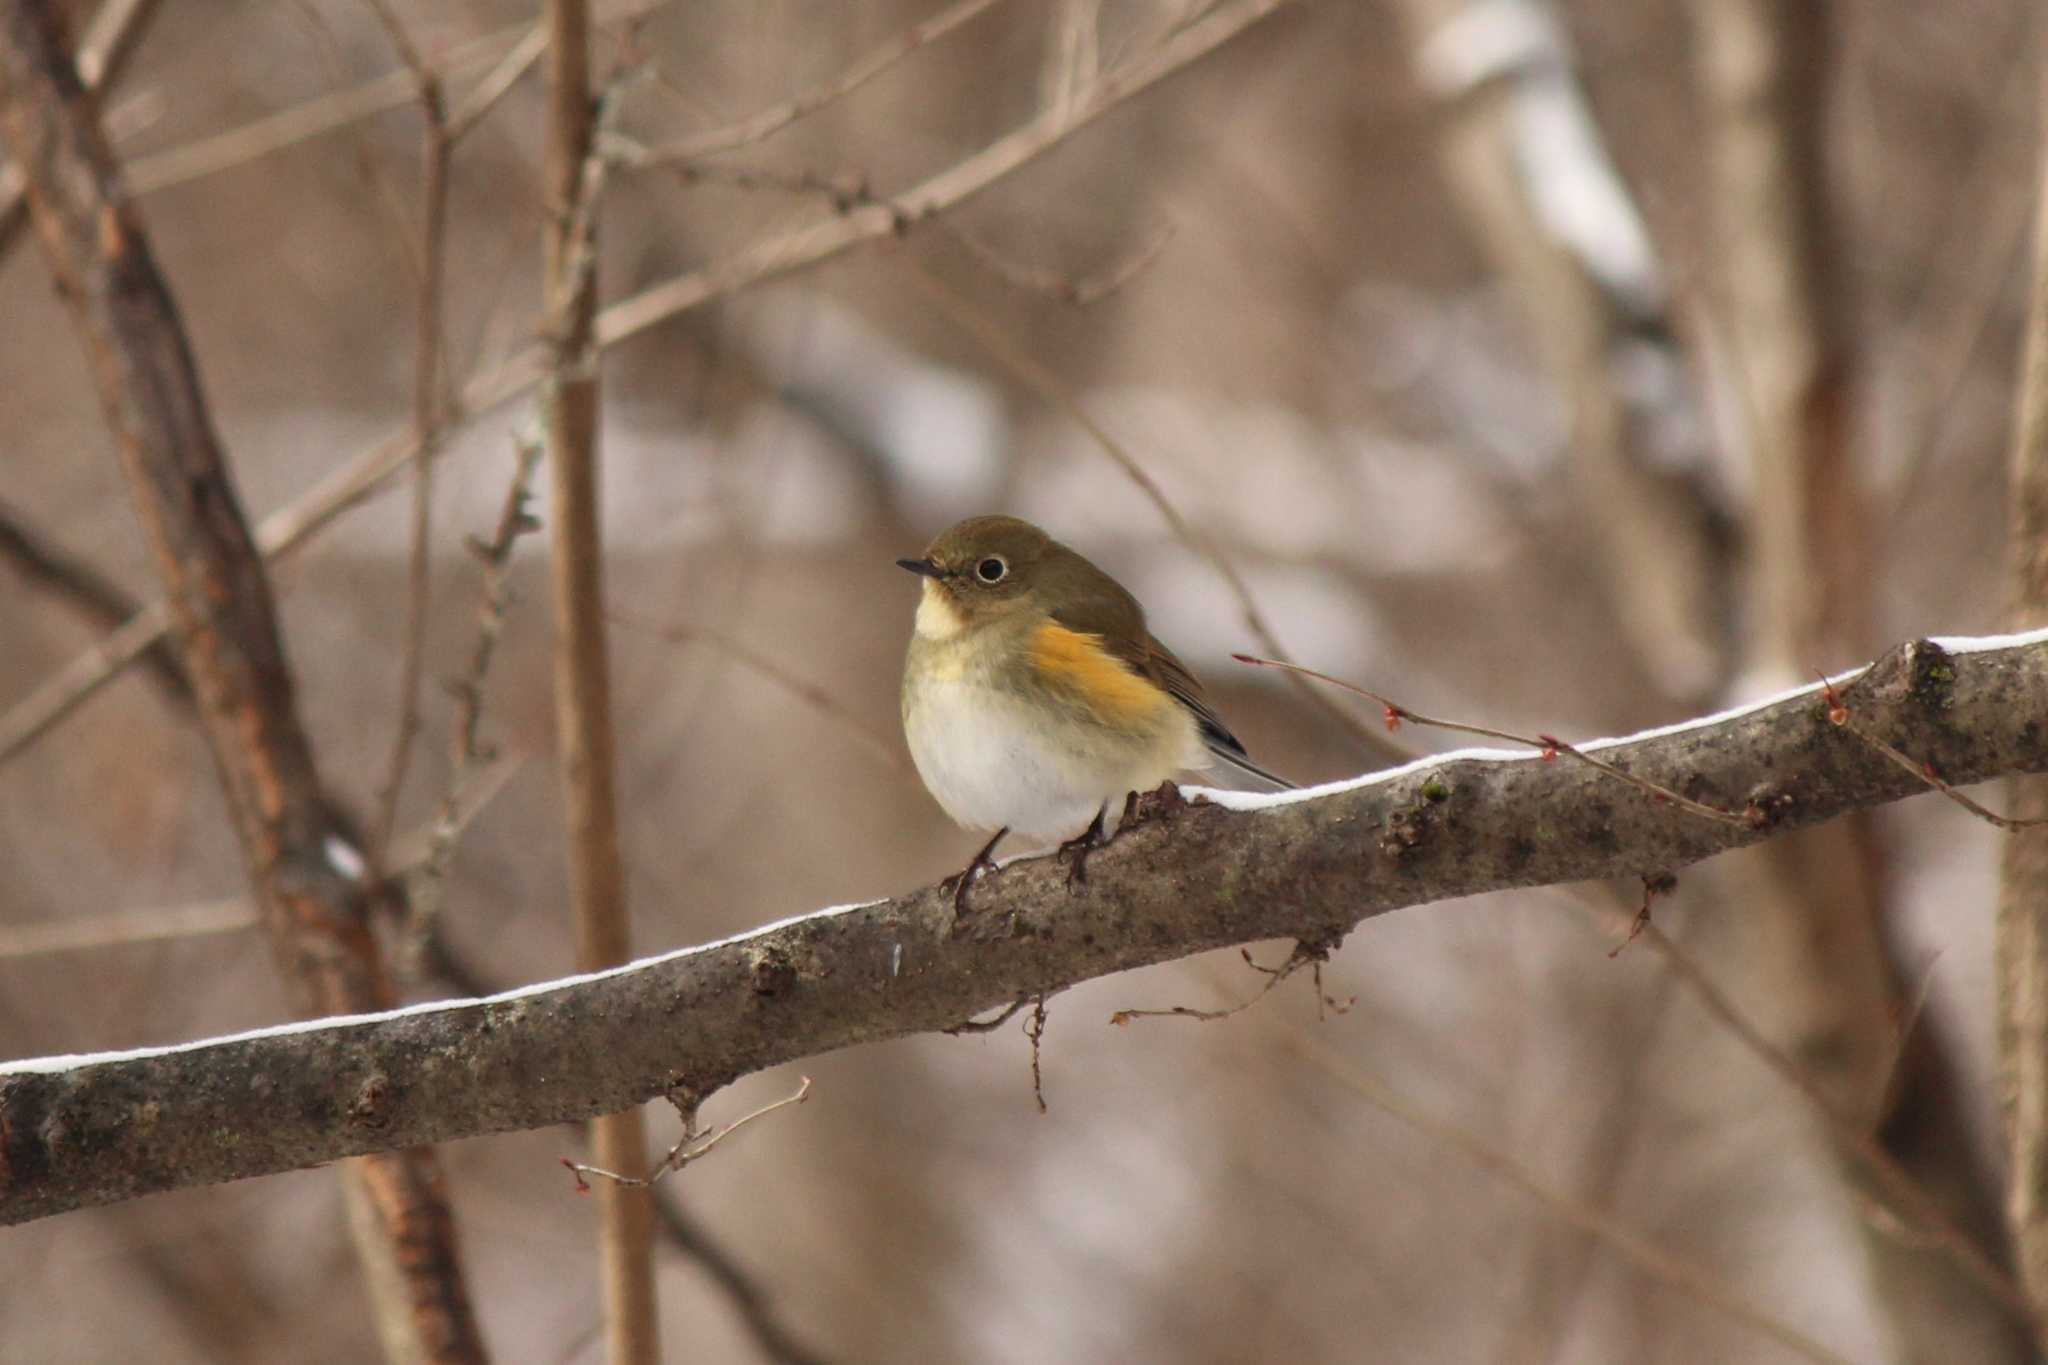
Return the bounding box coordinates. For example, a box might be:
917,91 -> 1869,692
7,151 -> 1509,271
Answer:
1204,740 -> 1296,791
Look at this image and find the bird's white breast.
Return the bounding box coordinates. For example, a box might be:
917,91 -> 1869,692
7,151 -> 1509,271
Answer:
902,629 -> 1206,839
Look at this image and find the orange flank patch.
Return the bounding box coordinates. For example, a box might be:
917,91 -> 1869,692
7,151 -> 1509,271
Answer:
1028,623 -> 1172,724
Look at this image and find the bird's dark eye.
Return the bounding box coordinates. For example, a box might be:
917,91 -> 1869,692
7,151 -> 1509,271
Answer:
975,556 -> 1008,584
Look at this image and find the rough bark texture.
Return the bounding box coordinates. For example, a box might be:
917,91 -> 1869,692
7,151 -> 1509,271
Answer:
0,0 -> 158,260
0,5 -> 484,1359
4,634 -> 2046,1224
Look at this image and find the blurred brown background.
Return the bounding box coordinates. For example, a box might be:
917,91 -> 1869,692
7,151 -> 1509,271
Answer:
0,0 -> 2039,1360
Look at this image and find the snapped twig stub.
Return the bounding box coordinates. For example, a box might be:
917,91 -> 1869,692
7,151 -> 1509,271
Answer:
564,1077 -> 813,1190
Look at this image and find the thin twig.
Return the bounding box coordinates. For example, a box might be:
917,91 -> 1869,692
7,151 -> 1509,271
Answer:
591,0 -> 1296,343
1881,2 -> 2039,541
1817,676 -> 2048,830
122,32 -> 503,195
1634,915 -> 2042,1329
627,0 -> 1009,165
566,1078 -> 814,1189
117,2 -> 669,196
360,0 -> 455,871
1026,995 -> 1050,1113
0,760 -> 518,964
0,497 -> 189,703
946,996 -> 1032,1035
620,148 -> 872,202
1550,872 -> 2043,1332
1605,872 -> 1676,959
404,437 -> 545,963
445,21 -> 548,143
648,1192 -> 842,1365
0,899 -> 254,959
1232,653 -> 1749,826
1281,1027 -> 1858,1365
1111,943 -> 1350,1024
1876,949 -> 1944,1116
608,610 -> 909,773
939,216 -> 1176,305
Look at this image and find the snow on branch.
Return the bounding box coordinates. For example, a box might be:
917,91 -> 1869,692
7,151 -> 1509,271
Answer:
5,632 -> 2048,1224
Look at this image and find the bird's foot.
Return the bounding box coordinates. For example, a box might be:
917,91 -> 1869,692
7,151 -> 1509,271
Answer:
1057,804 -> 1110,888
943,827 -> 1008,915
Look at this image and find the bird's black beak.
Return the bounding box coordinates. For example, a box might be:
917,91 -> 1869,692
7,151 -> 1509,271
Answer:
896,557 -> 942,579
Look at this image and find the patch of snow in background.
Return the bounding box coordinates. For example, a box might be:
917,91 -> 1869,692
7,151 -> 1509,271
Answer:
739,289 -> 1008,526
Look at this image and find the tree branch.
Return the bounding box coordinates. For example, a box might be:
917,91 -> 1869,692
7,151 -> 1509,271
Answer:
1998,72 -> 2048,1315
0,4 -> 484,1356
0,0 -> 159,261
0,494 -> 189,704
359,0 -> 453,870
541,3 -> 658,1361
5,634 -> 2048,1224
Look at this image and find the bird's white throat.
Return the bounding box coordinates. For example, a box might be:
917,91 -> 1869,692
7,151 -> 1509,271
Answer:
914,580 -> 966,640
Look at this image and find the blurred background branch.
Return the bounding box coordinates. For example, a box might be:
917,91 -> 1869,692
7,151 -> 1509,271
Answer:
1998,62 -> 2048,1319
0,3 -> 483,1360
541,1 -> 659,1361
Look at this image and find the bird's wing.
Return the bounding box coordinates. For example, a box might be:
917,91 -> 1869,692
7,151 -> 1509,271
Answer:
1047,573 -> 1293,789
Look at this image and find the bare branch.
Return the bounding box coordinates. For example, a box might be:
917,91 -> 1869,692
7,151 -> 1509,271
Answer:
628,0 -> 1008,165
359,0 -> 455,871
7,635 -> 2048,1227
0,495 -> 188,704
592,0 -> 1295,345
541,4 -> 658,1359
940,216 -> 1175,305
445,21 -> 547,143
0,898 -> 253,959
1823,679 -> 2048,831
117,5 -> 654,195
1280,1027 -> 1858,1365
1232,653 -> 1749,826
609,612 -> 910,773
403,436 -> 546,970
650,1193 -> 843,1365
1640,909 -> 2040,1331
0,0 -> 159,260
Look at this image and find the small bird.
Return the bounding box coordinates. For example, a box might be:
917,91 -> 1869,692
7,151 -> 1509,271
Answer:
899,515 -> 1291,907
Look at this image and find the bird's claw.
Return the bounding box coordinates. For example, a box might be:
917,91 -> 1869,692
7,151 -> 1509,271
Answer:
1056,804 -> 1110,888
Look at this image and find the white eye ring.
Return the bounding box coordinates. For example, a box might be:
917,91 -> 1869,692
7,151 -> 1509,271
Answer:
975,556 -> 1008,584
